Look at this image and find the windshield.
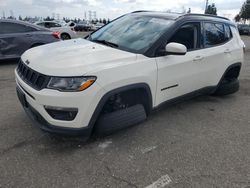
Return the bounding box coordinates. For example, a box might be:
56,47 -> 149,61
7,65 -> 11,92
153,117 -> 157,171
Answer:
90,14 -> 174,54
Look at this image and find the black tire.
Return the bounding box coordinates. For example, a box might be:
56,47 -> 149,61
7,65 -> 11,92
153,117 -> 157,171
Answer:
214,79 -> 240,96
95,104 -> 147,136
61,33 -> 71,40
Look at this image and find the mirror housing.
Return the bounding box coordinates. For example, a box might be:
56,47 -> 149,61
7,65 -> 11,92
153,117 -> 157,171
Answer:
165,42 -> 187,55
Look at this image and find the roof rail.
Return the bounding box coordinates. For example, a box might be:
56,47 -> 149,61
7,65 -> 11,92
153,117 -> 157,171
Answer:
184,13 -> 229,21
131,10 -> 152,13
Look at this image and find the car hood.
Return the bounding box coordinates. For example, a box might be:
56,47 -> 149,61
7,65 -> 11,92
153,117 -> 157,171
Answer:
21,39 -> 137,76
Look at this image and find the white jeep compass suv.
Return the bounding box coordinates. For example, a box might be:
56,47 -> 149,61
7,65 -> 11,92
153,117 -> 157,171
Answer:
15,11 -> 245,138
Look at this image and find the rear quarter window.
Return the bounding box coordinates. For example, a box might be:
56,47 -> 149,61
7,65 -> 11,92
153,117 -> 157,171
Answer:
225,24 -> 233,41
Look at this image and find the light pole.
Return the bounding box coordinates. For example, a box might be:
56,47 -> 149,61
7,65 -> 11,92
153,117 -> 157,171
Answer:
205,0 -> 209,14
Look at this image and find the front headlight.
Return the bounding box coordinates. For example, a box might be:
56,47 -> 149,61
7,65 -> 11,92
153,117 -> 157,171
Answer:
47,76 -> 96,92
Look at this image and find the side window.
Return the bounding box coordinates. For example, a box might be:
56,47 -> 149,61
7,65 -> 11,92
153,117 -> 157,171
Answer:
44,22 -> 51,28
0,22 -> 36,34
37,23 -> 45,27
50,23 -> 61,27
204,22 -> 226,47
225,24 -> 233,41
168,23 -> 199,51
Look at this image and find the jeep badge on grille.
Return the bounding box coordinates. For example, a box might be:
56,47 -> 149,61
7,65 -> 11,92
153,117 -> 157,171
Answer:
25,60 -> 30,65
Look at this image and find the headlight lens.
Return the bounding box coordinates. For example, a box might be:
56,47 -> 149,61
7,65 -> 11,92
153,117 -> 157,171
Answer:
47,76 -> 96,92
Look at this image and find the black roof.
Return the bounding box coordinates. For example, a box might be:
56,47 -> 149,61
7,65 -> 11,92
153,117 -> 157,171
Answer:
130,11 -> 233,25
0,19 -> 49,31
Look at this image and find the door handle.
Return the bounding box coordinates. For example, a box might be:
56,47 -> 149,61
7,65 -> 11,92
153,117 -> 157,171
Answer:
193,56 -> 204,62
224,49 -> 231,54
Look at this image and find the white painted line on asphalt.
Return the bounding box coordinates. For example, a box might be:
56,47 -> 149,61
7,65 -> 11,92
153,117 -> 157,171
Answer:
141,146 -> 157,154
145,174 -> 172,188
98,140 -> 112,149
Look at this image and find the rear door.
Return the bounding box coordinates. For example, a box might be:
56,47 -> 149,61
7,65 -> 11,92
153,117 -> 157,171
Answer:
225,24 -> 244,66
0,21 -> 37,60
198,22 -> 234,87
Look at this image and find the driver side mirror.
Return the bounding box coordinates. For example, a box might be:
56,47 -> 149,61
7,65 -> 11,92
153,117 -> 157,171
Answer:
165,42 -> 187,55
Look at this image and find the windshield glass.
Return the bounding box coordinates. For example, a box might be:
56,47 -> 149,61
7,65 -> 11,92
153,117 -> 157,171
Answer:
90,14 -> 174,54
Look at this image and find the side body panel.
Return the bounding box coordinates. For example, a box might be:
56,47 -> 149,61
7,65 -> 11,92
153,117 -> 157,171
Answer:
0,31 -> 59,61
0,32 -> 31,59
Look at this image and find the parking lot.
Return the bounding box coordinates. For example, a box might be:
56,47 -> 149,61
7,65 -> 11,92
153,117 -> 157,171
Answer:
0,36 -> 250,188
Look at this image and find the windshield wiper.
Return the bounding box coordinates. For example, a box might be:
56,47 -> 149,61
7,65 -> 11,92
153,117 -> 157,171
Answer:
91,39 -> 119,48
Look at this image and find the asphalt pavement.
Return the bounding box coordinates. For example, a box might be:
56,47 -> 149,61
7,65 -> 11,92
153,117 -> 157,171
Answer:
0,36 -> 250,188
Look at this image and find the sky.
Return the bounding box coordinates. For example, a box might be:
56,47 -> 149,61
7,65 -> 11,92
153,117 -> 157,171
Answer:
0,0 -> 246,20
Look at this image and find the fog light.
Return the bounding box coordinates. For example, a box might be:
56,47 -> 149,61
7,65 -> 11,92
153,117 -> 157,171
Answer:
44,106 -> 78,121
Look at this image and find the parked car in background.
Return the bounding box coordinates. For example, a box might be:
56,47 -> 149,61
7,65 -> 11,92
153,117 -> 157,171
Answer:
34,21 -> 77,40
0,19 -> 60,61
92,22 -> 105,31
66,21 -> 76,28
74,21 -> 91,31
238,24 -> 250,35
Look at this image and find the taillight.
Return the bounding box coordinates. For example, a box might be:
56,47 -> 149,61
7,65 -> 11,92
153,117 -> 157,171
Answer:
52,32 -> 60,39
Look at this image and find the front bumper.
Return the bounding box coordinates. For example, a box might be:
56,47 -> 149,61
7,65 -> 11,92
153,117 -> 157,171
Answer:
19,95 -> 92,136
15,69 -> 105,135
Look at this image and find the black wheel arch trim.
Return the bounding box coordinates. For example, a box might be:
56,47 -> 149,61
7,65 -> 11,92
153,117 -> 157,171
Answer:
217,62 -> 242,87
87,83 -> 153,131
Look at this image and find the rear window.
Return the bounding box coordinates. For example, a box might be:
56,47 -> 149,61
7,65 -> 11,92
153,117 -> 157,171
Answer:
0,22 -> 37,34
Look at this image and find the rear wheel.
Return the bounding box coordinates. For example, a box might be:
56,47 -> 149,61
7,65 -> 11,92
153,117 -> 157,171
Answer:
61,33 -> 71,40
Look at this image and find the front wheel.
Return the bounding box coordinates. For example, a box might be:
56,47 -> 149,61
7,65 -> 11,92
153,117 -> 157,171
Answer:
94,104 -> 147,136
213,78 -> 240,96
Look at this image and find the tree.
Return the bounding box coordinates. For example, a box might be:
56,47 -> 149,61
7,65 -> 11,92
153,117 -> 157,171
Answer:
44,16 -> 54,21
240,0 -> 250,23
103,18 -> 107,24
18,15 -> 22,21
205,3 -> 217,15
234,14 -> 241,22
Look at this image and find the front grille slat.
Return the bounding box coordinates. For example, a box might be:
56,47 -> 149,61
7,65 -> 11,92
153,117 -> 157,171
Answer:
16,60 -> 50,90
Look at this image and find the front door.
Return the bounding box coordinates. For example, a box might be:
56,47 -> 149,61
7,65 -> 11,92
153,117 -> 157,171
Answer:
155,22 -> 205,106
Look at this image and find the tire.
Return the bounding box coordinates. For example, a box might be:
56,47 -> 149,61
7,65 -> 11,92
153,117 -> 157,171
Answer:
95,104 -> 147,136
214,78 -> 240,96
61,33 -> 71,40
